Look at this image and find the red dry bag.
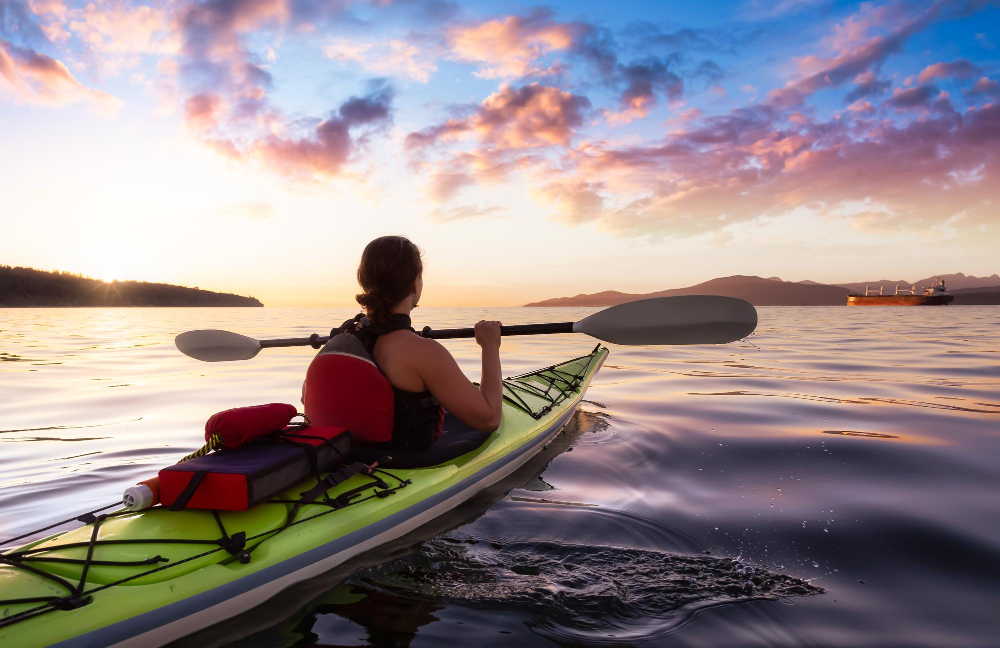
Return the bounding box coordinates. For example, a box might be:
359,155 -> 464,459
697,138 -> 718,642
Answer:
205,403 -> 299,450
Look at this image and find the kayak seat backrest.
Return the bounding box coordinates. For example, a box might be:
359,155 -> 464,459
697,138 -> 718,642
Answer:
352,412 -> 492,468
304,333 -> 394,444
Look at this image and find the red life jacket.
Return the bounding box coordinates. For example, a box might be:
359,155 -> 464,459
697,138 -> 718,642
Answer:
304,314 -> 444,451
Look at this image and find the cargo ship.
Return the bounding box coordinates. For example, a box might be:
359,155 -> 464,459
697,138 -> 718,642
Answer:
846,278 -> 954,306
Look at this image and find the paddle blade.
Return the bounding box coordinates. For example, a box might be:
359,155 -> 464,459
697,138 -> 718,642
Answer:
573,295 -> 757,345
175,329 -> 262,362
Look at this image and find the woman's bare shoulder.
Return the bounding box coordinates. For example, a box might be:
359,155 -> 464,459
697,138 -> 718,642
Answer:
378,330 -> 447,360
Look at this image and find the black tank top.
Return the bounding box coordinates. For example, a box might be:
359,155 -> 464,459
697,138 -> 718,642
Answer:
354,314 -> 444,451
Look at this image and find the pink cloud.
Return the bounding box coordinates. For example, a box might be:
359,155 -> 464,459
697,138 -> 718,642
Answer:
916,59 -> 981,83
27,0 -> 179,77
603,58 -> 683,124
565,101 -> 1000,238
447,10 -> 575,78
0,38 -> 122,114
159,0 -> 400,180
773,1 -> 985,106
325,38 -> 438,83
847,99 -> 875,114
965,76 -> 1000,97
531,179 -> 606,224
823,2 -> 909,54
408,83 -> 590,152
250,86 -> 394,178
406,83 -> 591,202
184,92 -> 225,132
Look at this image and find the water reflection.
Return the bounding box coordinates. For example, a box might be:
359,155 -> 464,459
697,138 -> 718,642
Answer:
2,306 -> 999,646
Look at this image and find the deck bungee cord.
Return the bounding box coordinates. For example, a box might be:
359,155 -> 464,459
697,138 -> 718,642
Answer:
0,349 -> 601,634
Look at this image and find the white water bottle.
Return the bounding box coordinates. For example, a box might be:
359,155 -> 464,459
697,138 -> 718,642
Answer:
123,477 -> 160,511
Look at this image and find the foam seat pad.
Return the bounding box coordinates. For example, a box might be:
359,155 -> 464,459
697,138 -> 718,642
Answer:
352,413 -> 492,468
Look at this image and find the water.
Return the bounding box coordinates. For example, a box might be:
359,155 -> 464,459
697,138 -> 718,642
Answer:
1,306 -> 998,646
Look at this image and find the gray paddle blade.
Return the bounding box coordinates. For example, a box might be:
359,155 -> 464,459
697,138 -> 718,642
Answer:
573,295 -> 757,345
175,329 -> 262,362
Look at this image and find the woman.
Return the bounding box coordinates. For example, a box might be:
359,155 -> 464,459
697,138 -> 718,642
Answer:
303,236 -> 503,453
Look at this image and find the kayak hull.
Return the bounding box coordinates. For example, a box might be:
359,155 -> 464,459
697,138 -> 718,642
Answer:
2,347 -> 608,648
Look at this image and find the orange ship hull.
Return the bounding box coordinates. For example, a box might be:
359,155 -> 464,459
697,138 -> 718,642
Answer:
846,295 -> 954,306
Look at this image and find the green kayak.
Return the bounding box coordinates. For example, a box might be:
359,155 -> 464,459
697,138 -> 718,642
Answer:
0,346 -> 608,647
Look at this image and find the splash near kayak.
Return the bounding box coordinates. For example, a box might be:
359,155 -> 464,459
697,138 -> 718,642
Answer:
0,346 -> 608,647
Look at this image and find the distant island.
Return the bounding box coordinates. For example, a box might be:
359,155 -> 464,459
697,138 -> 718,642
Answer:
0,266 -> 263,307
524,274 -> 1000,307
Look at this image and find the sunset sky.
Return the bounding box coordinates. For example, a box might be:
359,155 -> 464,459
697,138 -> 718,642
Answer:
1,0 -> 998,306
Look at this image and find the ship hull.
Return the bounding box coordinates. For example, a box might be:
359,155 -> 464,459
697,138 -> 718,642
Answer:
846,295 -> 954,306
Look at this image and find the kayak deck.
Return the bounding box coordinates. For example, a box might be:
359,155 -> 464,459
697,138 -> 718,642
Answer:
0,346 -> 608,647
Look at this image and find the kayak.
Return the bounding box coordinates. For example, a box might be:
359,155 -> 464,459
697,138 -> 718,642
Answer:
0,345 -> 608,647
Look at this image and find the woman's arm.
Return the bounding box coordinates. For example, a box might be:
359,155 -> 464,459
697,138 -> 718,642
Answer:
416,321 -> 503,433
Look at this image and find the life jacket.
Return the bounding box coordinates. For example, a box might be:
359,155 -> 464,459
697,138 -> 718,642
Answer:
303,313 -> 444,451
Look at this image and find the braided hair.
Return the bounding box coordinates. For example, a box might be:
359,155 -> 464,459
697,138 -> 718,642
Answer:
356,236 -> 423,325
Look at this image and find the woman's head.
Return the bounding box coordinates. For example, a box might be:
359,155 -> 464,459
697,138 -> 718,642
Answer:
356,236 -> 423,323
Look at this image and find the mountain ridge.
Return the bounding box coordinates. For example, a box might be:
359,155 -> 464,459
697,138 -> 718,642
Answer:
524,274 -> 1000,307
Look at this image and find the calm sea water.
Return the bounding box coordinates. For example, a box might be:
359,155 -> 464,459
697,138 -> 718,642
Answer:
1,306 -> 998,646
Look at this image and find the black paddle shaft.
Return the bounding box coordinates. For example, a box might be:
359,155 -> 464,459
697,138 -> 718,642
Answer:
256,322 -> 576,350
421,322 -> 575,339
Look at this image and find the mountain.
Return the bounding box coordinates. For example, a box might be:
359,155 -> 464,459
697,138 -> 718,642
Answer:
951,286 -> 1000,305
0,266 -> 263,307
837,273 -> 1000,294
951,285 -> 1000,294
524,275 -> 850,307
525,274 -> 1000,307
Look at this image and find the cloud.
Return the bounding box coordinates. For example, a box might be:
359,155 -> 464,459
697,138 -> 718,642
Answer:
964,76 -> 1000,97
447,9 -> 575,78
625,23 -> 735,54
531,180 -> 606,224
883,84 -> 937,110
326,37 -> 438,83
23,0 -> 179,77
407,82 -> 590,151
406,82 -> 591,205
2,0 -> 51,46
761,1 -> 991,113
0,37 -> 122,113
68,1 -> 177,57
428,170 -> 473,201
606,57 -> 683,124
183,92 -> 225,132
792,7 -> 936,97
823,2 -> 910,54
429,205 -> 506,222
776,1 -> 988,105
844,69 -> 891,103
916,58 -> 981,83
251,84 -> 394,178
159,0 -> 400,180
847,98 -> 875,114
563,99 -> 1000,239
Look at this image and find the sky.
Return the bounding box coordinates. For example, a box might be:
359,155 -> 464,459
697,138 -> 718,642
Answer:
0,0 -> 998,307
